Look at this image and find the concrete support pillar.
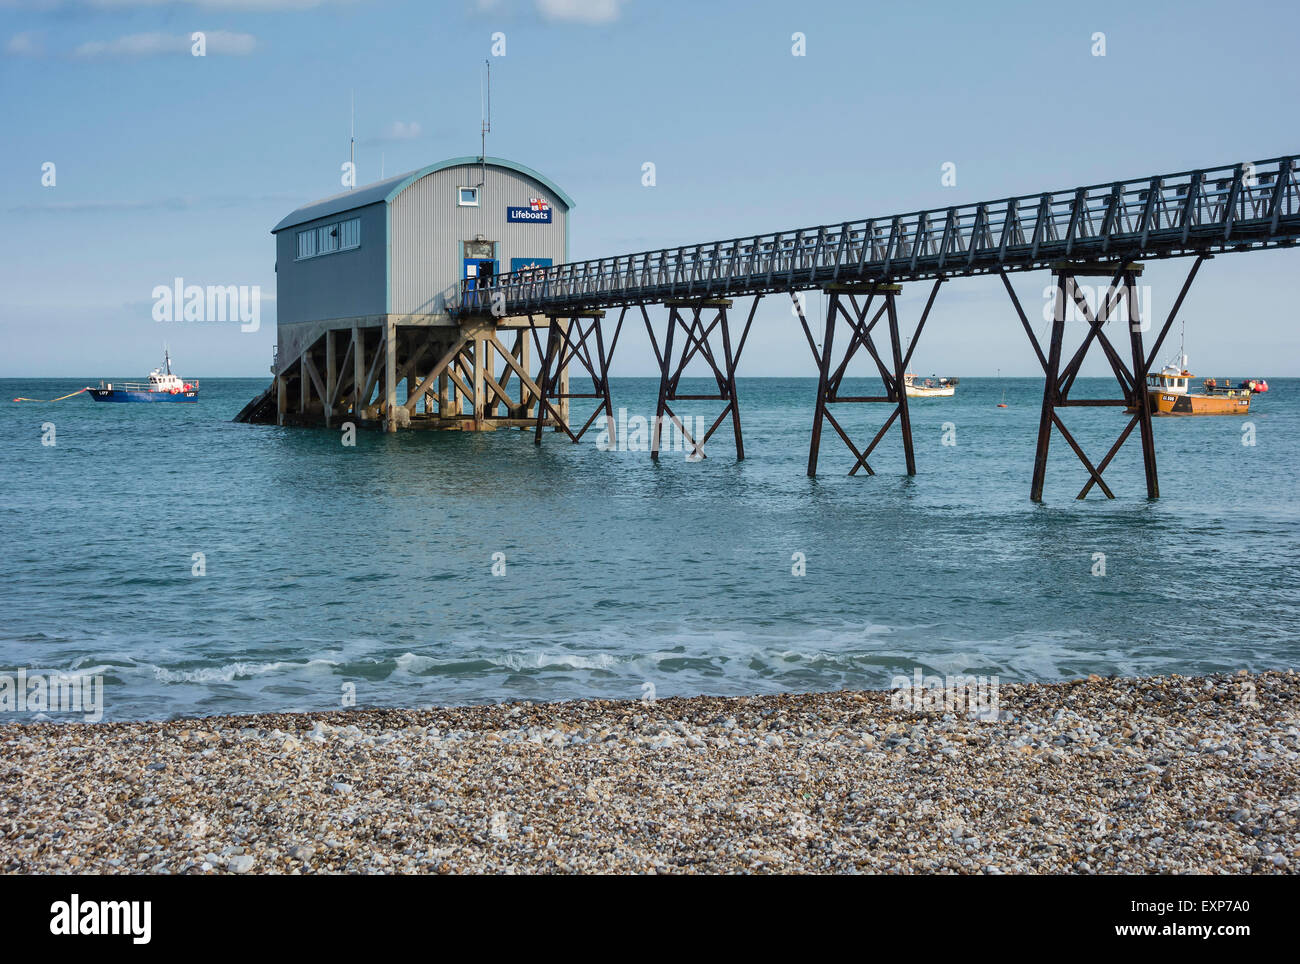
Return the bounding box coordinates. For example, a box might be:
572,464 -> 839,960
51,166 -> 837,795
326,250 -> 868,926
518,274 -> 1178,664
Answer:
511,329 -> 531,418
352,324 -> 365,418
439,351 -> 451,417
324,329 -> 337,427
472,334 -> 487,429
384,318 -> 397,432
557,319 -> 571,428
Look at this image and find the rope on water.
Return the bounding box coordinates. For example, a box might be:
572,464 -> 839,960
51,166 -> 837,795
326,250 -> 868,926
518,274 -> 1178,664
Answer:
12,387 -> 90,402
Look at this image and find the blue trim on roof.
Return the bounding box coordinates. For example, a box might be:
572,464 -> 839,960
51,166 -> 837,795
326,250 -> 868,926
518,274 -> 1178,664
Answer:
271,156 -> 576,234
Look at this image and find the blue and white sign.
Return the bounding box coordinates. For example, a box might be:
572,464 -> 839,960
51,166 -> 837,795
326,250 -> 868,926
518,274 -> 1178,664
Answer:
510,257 -> 553,273
507,206 -> 552,224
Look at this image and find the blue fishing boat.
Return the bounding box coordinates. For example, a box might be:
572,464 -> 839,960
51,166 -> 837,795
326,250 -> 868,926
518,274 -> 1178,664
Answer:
89,349 -> 198,403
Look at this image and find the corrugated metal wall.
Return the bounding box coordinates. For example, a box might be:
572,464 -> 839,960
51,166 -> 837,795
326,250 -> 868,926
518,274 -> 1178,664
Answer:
389,163 -> 568,316
274,202 -> 387,327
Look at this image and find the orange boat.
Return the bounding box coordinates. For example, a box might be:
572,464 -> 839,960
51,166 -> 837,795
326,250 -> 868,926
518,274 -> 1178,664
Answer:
1142,355 -> 1251,416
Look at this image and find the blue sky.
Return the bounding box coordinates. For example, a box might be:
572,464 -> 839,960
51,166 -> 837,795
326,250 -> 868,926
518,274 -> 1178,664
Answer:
2,0 -> 1297,377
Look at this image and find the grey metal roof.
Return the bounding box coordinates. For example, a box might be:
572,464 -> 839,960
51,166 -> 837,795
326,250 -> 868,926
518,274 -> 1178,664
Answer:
271,155 -> 576,234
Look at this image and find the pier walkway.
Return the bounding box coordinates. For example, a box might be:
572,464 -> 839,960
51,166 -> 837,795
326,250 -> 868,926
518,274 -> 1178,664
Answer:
255,154 -> 1300,502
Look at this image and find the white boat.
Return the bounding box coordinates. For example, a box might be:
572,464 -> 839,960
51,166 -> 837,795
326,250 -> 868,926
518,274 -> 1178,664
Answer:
904,373 -> 957,398
88,348 -> 199,403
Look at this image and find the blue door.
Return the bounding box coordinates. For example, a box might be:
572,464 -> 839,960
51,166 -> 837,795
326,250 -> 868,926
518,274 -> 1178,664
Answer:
463,258 -> 498,292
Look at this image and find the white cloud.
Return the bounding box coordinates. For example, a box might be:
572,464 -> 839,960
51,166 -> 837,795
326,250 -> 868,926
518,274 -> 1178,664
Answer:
535,0 -> 623,25
363,120 -> 424,145
4,31 -> 42,55
384,121 -> 421,140
72,30 -> 256,57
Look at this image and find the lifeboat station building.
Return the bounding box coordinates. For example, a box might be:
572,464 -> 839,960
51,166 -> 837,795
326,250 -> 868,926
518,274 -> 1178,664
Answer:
257,156 -> 576,432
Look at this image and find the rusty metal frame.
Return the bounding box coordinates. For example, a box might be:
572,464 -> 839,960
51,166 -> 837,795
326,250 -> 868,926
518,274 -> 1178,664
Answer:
797,280 -> 943,476
643,296 -> 759,460
531,309 -> 623,446
1004,255 -> 1207,500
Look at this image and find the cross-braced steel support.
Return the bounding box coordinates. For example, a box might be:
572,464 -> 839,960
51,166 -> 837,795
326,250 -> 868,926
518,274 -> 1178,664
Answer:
795,280 -> 943,476
1001,255 -> 1208,501
531,309 -> 623,445
641,296 -> 759,460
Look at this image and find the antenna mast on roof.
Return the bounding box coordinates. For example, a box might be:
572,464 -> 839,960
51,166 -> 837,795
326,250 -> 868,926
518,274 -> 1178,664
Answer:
349,90 -> 356,191
478,59 -> 490,188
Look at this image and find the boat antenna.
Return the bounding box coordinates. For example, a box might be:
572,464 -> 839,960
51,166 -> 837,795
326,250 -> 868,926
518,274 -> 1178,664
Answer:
349,90 -> 355,190
478,59 -> 490,188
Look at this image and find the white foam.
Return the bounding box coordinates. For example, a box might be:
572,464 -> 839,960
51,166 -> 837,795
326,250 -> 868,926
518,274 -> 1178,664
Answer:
152,658 -> 338,684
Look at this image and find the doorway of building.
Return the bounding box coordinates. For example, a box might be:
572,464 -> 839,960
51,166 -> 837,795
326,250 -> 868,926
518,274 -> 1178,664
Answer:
463,257 -> 497,292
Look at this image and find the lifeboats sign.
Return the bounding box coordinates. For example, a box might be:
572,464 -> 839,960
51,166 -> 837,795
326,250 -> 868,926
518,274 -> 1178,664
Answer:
507,198 -> 552,223
506,206 -> 552,224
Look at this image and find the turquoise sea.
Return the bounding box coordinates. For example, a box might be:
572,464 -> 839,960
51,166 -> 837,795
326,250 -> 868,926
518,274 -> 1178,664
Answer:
1,375 -> 1296,721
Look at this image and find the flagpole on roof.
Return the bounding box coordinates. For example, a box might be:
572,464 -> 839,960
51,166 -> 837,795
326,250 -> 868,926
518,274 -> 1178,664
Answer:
479,59 -> 490,189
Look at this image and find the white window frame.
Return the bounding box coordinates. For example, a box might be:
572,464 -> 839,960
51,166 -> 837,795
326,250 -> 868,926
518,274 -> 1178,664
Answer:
458,186 -> 480,207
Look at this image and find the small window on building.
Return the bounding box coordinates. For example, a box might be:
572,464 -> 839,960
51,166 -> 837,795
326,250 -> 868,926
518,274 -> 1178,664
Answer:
458,186 -> 479,207
338,217 -> 360,250
318,223 -> 340,254
296,217 -> 360,260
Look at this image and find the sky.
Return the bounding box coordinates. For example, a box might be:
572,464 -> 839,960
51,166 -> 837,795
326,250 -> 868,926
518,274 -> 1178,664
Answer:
1,0 -> 1297,378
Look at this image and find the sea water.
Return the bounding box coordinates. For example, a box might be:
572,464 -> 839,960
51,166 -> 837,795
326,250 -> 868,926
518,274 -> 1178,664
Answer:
1,376 -> 1295,720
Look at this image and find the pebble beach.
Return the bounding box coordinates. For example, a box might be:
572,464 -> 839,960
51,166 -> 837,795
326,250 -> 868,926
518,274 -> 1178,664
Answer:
2,670 -> 1297,874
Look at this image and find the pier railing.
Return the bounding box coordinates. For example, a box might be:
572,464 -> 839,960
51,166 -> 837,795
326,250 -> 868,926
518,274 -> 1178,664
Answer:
461,155 -> 1300,315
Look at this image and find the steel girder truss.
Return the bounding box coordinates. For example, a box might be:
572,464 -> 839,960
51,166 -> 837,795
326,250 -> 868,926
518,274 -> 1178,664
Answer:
531,310 -> 623,446
1003,256 -> 1206,501
464,155 -> 1299,316
643,297 -> 759,460
795,281 -> 942,476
